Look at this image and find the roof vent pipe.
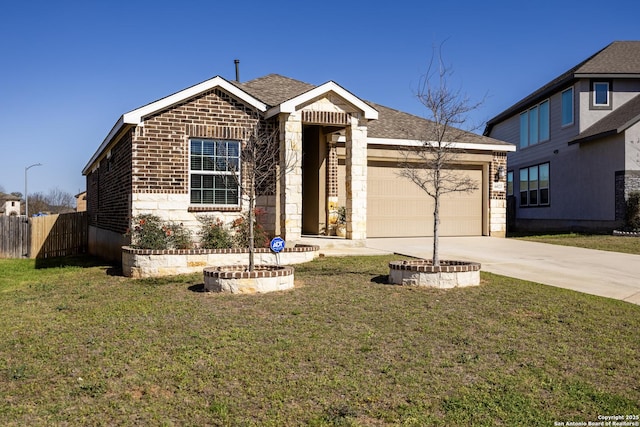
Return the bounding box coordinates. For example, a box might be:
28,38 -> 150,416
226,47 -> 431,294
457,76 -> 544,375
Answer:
234,59 -> 240,82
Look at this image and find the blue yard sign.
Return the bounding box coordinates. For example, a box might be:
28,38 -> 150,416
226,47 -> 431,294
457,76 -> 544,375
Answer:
270,236 -> 285,253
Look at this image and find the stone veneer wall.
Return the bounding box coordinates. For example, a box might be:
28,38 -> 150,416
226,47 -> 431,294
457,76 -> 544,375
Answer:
122,244 -> 319,278
489,151 -> 508,237
615,170 -> 640,221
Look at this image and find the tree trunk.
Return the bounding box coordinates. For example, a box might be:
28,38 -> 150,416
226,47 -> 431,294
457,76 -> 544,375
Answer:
248,176 -> 255,272
433,195 -> 440,267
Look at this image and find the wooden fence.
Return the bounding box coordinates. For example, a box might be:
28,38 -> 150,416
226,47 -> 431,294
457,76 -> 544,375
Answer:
0,216 -> 30,258
0,212 -> 88,259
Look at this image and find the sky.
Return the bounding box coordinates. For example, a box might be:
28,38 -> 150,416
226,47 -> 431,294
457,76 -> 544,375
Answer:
1,0 -> 639,197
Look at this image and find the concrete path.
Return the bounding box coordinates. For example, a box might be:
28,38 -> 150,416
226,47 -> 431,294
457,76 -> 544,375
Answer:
365,237 -> 640,305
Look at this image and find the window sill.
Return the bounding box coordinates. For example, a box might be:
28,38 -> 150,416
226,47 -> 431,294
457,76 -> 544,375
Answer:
188,206 -> 242,213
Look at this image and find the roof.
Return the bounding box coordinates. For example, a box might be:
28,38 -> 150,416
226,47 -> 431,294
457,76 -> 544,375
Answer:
85,73 -> 514,174
485,41 -> 640,133
570,94 -> 640,144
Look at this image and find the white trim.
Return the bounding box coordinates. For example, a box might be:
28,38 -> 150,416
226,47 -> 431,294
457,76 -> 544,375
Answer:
124,76 -> 267,123
264,81 -> 378,120
83,76 -> 267,175
366,137 -> 516,152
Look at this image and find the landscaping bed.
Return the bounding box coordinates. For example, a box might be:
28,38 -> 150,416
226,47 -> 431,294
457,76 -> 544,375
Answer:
122,244 -> 318,278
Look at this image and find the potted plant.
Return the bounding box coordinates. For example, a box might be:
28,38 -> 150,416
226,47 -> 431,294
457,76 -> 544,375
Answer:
335,206 -> 347,237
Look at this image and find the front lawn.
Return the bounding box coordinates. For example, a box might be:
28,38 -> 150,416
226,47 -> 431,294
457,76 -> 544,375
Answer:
514,232 -> 640,255
0,256 -> 638,426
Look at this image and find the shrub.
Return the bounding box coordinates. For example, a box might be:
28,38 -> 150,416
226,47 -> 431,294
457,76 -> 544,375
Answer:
129,214 -> 167,250
128,214 -> 193,250
197,216 -> 234,249
626,191 -> 640,230
164,222 -> 193,249
231,209 -> 270,248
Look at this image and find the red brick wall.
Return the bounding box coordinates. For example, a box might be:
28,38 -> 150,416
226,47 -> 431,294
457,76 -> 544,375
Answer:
132,88 -> 259,194
86,129 -> 133,234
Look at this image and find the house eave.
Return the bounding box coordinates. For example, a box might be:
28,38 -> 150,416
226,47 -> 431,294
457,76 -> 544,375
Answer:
264,81 -> 378,120
574,73 -> 640,79
366,137 -> 516,152
83,76 -> 269,176
568,129 -> 618,146
82,116 -> 130,175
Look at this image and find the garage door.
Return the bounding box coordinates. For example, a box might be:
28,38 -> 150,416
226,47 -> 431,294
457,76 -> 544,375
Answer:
366,164 -> 483,237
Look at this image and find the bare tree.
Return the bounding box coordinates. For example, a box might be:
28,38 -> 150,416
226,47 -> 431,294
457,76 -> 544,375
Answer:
231,113 -> 293,271
46,187 -> 74,212
398,46 -> 482,266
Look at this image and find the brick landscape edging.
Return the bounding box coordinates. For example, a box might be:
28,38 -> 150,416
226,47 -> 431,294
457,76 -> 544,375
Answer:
203,264 -> 294,279
122,244 -> 319,278
388,260 -> 481,273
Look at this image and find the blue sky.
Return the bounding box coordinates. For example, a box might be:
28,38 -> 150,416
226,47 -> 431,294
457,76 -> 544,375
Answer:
1,0 -> 638,197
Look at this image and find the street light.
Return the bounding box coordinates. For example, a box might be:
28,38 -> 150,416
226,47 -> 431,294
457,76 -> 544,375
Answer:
25,163 -> 42,218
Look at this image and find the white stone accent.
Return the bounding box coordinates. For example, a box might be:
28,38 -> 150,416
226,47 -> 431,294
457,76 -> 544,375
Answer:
345,116 -> 368,240
489,199 -> 507,236
388,269 -> 480,288
122,248 -> 318,278
204,274 -> 294,294
280,113 -> 303,240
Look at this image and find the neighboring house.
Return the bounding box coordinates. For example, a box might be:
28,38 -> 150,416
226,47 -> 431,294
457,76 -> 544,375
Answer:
83,73 -> 514,261
485,41 -> 640,232
3,197 -> 21,216
75,191 -> 87,212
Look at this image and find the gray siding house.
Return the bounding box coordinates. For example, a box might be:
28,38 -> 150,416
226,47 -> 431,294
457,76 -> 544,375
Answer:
485,41 -> 640,232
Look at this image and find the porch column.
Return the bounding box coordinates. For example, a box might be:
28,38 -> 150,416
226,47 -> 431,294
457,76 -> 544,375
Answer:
345,115 -> 368,240
279,112 -> 303,240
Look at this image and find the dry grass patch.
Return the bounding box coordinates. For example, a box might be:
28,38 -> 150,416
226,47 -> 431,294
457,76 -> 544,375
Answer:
514,232 -> 640,255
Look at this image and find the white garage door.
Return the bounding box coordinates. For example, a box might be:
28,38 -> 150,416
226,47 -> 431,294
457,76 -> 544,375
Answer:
366,164 -> 483,237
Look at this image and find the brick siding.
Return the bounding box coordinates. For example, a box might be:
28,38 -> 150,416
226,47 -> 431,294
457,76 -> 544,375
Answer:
132,88 -> 260,195
86,130 -> 133,234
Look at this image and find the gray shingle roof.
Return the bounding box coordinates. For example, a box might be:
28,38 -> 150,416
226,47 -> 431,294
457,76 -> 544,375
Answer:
570,94 -> 640,144
235,74 -> 315,107
238,74 -> 510,146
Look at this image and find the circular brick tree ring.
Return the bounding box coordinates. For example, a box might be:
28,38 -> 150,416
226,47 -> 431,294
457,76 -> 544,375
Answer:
203,265 -> 294,294
388,260 -> 481,288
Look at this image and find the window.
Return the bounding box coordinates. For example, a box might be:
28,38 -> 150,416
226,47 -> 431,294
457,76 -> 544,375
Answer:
561,87 -> 574,126
507,171 -> 514,196
593,82 -> 609,106
519,99 -> 549,148
519,162 -> 550,207
190,139 -> 240,206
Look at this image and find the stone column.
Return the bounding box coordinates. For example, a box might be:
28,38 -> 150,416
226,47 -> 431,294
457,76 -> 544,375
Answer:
345,115 -> 368,240
279,113 -> 303,240
489,152 -> 507,237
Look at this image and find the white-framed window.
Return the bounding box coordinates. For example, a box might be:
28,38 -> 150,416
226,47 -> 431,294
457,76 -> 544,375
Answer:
519,99 -> 549,148
519,162 -> 550,207
189,138 -> 241,206
561,87 -> 574,126
593,82 -> 610,107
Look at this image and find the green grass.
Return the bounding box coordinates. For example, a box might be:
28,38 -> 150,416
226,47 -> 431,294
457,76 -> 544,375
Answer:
513,232 -> 640,255
1,255 -> 639,426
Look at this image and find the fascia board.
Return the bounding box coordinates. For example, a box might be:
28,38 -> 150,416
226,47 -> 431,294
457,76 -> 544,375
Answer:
82,76 -> 268,175
82,116 -> 126,175
123,76 -> 267,124
574,73 -> 640,79
367,137 -> 517,152
265,81 -> 378,120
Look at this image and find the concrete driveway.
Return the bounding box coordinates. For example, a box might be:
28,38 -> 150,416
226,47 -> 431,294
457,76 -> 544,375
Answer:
365,237 -> 640,305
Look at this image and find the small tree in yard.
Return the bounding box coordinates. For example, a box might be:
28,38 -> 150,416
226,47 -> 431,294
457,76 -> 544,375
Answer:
399,47 -> 482,266
231,113 -> 291,272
